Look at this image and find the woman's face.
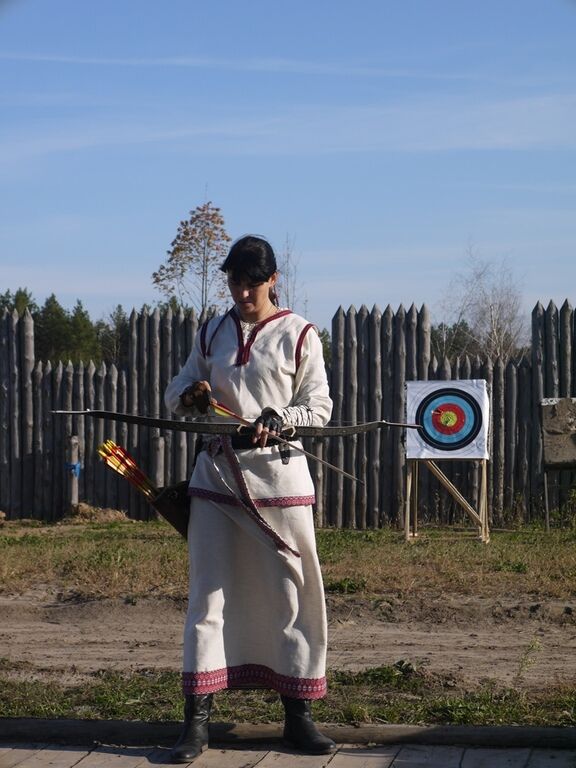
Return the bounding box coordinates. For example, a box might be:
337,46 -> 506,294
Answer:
227,272 -> 278,321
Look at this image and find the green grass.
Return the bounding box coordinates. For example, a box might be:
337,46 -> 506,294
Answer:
1,662 -> 575,727
2,520 -> 576,599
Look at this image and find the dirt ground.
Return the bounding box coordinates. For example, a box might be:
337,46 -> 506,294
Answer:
1,586 -> 576,690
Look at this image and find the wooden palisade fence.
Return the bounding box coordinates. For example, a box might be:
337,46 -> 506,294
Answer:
1,300 -> 574,527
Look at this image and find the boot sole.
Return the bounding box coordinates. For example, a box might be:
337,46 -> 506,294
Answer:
283,738 -> 336,755
170,743 -> 209,763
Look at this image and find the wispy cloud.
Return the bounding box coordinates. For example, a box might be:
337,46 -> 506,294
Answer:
2,92 -> 576,165
0,51 -> 481,80
260,94 -> 576,153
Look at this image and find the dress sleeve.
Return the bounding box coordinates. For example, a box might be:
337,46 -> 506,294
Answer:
164,330 -> 211,417
278,326 -> 332,428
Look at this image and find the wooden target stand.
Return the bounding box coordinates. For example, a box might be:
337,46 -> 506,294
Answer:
405,458 -> 490,543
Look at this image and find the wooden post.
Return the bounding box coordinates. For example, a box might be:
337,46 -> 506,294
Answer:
94,362 -> 106,508
380,305 -> 394,525
83,361 -> 96,509
117,370 -> 130,512
161,308 -> 173,488
311,438 -> 324,527
66,435 -> 80,513
405,304 -> 418,382
0,310 -> 9,515
41,361 -> 53,518
356,305 -> 369,528
137,308 -> 150,520
368,305 -> 382,527
482,356 -> 494,525
531,303 -> 545,515
8,310 -> 21,517
392,305 -> 406,525
329,307 -> 345,527
504,360 -> 518,515
53,362 -> 64,517
105,364 -> 118,509
73,361 -> 85,503
417,306 -> 431,522
21,309 -> 35,517
545,301 -> 559,398
559,300 -> 572,397
516,358 -> 532,520
343,306 -> 358,528
151,434 -> 165,492
33,361 -> 43,517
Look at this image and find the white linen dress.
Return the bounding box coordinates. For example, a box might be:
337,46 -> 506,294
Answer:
164,308 -> 333,700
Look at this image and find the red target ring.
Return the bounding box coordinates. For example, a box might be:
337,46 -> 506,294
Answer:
431,403 -> 466,435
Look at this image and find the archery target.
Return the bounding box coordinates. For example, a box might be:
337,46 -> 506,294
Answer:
406,380 -> 489,459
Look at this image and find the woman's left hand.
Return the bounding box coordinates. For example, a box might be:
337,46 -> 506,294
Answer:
253,408 -> 283,448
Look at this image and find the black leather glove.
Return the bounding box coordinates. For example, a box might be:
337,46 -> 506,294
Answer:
253,408 -> 283,447
179,381 -> 212,414
254,408 -> 283,434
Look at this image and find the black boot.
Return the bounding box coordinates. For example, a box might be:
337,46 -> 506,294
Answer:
281,695 -> 336,755
170,693 -> 212,763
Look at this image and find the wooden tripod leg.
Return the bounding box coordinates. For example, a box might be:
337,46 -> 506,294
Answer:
479,459 -> 490,543
405,460 -> 413,541
412,460 -> 419,538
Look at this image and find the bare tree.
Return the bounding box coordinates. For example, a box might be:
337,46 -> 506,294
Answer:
152,202 -> 231,314
433,247 -> 528,363
276,234 -> 308,314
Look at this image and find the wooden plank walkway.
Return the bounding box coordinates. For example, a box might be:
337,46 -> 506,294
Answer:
1,743 -> 576,768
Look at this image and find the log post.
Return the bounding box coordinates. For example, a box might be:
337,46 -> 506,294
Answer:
66,435 -> 80,513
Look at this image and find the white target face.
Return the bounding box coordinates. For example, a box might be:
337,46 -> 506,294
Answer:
406,380 -> 490,460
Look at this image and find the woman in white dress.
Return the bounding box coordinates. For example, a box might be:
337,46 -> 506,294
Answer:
164,235 -> 335,762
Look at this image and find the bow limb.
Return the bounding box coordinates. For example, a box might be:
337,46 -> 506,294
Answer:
51,410 -> 421,437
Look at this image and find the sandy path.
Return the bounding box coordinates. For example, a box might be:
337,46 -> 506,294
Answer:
2,589 -> 575,690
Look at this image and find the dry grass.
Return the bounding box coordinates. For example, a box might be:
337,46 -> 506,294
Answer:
0,519 -> 188,599
318,526 -> 576,599
1,519 -> 576,600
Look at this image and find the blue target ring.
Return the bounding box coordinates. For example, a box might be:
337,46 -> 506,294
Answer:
415,388 -> 483,451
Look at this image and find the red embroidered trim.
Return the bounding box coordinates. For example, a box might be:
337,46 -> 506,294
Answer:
295,323 -> 315,370
188,487 -> 315,508
232,309 -> 293,366
257,494 -> 316,507
183,665 -> 327,699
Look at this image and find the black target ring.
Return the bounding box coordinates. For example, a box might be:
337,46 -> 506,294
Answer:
415,387 -> 483,451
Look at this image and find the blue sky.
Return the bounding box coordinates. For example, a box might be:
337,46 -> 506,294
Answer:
1,0 -> 575,331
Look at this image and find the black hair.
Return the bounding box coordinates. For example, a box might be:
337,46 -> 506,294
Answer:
220,235 -> 277,285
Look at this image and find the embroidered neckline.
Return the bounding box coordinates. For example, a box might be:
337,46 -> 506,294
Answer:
238,305 -> 282,338
233,309 -> 292,365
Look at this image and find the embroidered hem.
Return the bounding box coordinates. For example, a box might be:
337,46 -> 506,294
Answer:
182,665 -> 327,699
188,487 -> 316,508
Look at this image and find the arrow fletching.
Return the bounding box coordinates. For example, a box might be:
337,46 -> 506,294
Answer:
97,440 -> 158,501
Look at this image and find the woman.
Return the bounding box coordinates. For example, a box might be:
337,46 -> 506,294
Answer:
164,235 -> 335,762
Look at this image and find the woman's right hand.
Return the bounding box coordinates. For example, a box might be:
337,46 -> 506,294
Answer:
179,380 -> 212,413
